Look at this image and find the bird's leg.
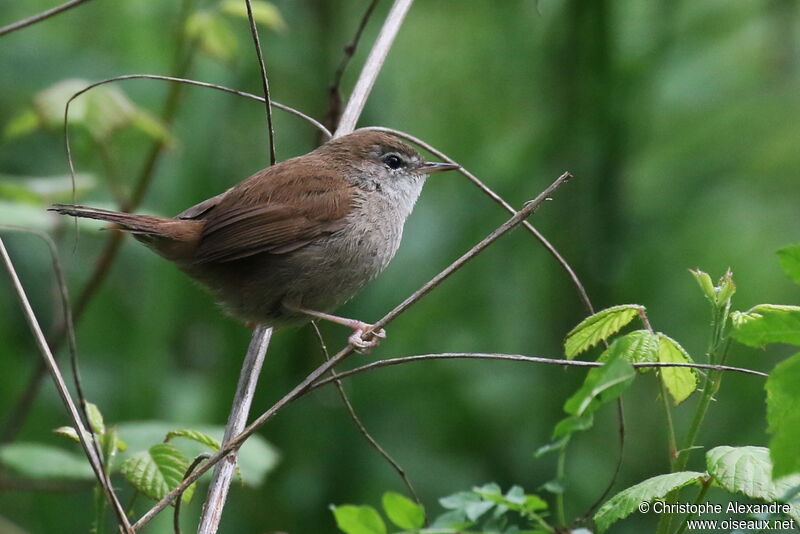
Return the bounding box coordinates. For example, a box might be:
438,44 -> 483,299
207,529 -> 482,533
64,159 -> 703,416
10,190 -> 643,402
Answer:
284,304 -> 386,353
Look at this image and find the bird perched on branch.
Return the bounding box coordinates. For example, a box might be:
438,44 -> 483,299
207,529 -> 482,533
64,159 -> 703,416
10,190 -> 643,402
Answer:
51,130 -> 458,350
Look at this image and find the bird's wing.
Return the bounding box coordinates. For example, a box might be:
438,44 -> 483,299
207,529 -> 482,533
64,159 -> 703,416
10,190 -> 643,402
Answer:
192,160 -> 355,264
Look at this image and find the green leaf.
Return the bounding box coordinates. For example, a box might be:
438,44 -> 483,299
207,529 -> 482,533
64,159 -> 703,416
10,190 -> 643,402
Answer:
690,269 -> 716,303
186,11 -> 238,62
330,505 -> 386,534
563,357 -> 635,417
732,305 -> 800,347
706,445 -> 800,512
165,429 -> 221,451
657,334 -> 697,405
381,491 -> 424,529
552,413 -> 593,439
120,443 -> 195,503
85,402 -> 105,435
116,421 -> 278,487
0,443 -> 94,480
778,244 -> 800,285
766,353 -> 800,478
53,426 -> 82,444
564,305 -> 644,358
598,330 -> 659,369
219,0 -> 286,31
593,472 -> 705,533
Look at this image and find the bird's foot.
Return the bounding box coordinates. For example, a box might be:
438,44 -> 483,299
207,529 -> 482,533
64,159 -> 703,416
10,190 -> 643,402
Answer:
347,323 -> 387,354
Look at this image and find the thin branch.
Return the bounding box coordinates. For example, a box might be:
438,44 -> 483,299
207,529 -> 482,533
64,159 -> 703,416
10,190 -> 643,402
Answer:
243,0 -> 276,165
0,238 -> 133,534
197,326 -> 272,534
311,322 -> 420,503
363,126 -> 595,315
0,0 -> 93,37
335,0 -> 415,136
133,171 -> 572,529
311,354 -> 769,391
325,0 -> 381,131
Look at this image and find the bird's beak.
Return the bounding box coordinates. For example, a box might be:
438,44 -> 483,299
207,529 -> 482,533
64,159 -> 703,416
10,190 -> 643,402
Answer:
419,161 -> 460,174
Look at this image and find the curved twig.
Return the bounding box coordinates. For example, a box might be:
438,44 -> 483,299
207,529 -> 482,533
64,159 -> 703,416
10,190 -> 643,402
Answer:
361,126 -> 595,315
311,353 -> 768,391
175,453 -> 212,534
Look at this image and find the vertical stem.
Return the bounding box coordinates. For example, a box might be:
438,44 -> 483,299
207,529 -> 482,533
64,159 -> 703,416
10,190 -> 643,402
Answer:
196,326 -> 272,534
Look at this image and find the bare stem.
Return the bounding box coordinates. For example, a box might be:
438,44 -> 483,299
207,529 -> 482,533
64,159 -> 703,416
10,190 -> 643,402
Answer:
243,0 -> 276,164
325,0 -> 381,131
0,238 -> 133,534
196,326 -> 272,534
0,0 -> 94,37
311,322 -> 420,503
335,0 -> 415,137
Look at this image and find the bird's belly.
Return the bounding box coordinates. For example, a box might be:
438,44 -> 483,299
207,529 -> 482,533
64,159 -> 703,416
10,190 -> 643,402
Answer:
182,216 -> 404,326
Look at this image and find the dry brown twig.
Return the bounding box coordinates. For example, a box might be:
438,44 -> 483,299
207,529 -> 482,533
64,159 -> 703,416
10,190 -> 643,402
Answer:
0,0 -> 94,37
311,322 -> 421,504
0,237 -> 133,534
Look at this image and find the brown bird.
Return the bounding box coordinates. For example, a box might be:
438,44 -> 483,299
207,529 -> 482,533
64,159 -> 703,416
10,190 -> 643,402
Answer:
50,130 -> 458,350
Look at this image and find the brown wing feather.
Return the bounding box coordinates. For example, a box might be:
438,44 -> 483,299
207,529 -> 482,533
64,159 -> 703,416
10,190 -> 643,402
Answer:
191,156 -> 354,264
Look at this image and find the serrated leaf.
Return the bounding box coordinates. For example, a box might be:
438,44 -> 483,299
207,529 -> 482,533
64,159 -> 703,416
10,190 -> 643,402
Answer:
330,505 -> 386,534
186,11 -> 238,62
382,492 -> 424,529
593,472 -> 705,533
732,306 -> 800,347
116,421 -> 278,487
120,443 -> 195,503
599,330 -> 659,370
165,429 -> 221,451
657,334 -> 697,405
219,0 -> 286,31
0,443 -> 94,480
778,245 -> 800,285
85,402 -> 105,435
564,305 -> 644,358
706,446 -> 798,504
766,353 -> 800,478
563,356 -> 635,417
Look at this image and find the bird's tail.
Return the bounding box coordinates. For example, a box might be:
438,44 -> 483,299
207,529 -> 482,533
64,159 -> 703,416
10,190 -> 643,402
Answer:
49,204 -> 172,236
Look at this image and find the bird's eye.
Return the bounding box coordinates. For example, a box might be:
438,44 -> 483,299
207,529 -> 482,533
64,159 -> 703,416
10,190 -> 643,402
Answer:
383,154 -> 403,170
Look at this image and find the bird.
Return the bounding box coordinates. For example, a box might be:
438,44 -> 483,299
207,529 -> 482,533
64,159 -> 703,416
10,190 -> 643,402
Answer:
50,130 -> 459,350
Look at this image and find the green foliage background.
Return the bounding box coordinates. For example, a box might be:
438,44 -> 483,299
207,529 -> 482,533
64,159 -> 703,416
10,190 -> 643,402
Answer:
0,0 -> 798,532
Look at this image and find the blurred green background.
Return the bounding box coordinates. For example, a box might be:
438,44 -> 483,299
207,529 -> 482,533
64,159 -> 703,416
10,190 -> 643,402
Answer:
1,0 -> 798,532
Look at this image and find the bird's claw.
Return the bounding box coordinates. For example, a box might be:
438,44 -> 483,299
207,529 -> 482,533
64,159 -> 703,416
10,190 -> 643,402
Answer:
348,324 -> 387,354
